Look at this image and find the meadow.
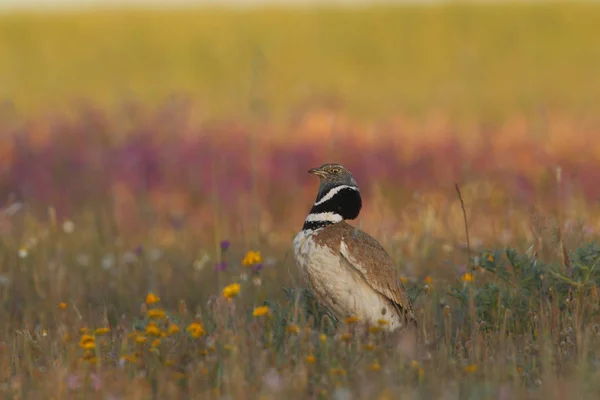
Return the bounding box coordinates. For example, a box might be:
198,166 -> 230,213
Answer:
2,2 -> 600,399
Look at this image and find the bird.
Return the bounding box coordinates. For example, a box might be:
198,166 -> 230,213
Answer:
293,163 -> 417,333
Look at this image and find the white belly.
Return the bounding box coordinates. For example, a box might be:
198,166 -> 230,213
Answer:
293,230 -> 402,330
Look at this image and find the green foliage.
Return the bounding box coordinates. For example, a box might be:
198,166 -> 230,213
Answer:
449,244 -> 600,333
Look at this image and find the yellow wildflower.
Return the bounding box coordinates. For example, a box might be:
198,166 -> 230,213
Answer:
368,326 -> 383,334
462,273 -> 474,283
341,332 -> 352,342
121,353 -> 137,363
167,323 -> 180,335
242,250 -> 262,266
151,339 -> 161,348
186,322 -> 206,338
286,324 -> 300,334
424,275 -> 433,284
58,302 -> 67,310
173,372 -> 186,380
222,283 -> 241,300
252,306 -> 270,317
146,292 -> 160,305
443,305 -> 451,317
136,335 -> 147,344
94,327 -> 110,336
80,342 -> 96,351
329,368 -> 347,377
79,334 -> 94,345
79,334 -> 96,350
127,332 -> 139,339
344,316 -> 359,324
363,343 -> 376,351
464,364 -> 478,374
377,319 -> 389,326
305,355 -> 316,364
147,309 -> 166,319
319,334 -> 327,343
486,253 -> 494,262
368,361 -> 381,372
410,360 -> 424,377
145,322 -> 161,337
400,276 -> 408,284
79,327 -> 90,334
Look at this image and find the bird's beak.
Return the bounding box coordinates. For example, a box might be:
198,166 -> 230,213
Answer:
308,167 -> 327,178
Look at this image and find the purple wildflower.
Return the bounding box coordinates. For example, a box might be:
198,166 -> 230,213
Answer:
252,263 -> 263,273
66,374 -> 81,390
220,240 -> 230,251
215,261 -> 227,272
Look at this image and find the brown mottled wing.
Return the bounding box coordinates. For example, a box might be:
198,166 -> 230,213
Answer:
337,222 -> 416,324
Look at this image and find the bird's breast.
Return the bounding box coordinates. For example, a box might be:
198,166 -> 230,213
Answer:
293,231 -> 403,331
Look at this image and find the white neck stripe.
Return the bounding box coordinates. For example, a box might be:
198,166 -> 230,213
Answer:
314,185 -> 359,206
304,212 -> 343,223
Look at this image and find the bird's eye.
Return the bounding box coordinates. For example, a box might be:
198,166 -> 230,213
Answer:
330,168 -> 341,174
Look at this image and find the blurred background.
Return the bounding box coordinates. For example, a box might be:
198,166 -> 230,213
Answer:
4,3 -> 600,398
1,0 -> 600,258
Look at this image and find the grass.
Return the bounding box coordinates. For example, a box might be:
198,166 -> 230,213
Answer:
1,3 -> 600,120
2,104 -> 600,398
3,179 -> 600,398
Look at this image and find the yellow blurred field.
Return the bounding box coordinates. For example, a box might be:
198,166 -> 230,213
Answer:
1,3 -> 600,120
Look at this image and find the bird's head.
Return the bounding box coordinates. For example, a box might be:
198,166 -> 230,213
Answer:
308,163 -> 357,188
304,163 -> 362,226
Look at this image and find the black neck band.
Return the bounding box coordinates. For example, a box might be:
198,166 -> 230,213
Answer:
302,186 -> 362,231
